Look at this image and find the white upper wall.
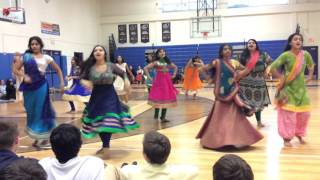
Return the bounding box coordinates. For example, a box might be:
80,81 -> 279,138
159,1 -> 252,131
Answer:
99,0 -> 320,48
0,0 -> 100,58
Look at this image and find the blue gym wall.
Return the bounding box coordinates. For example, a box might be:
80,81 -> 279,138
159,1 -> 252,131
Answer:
116,40 -> 288,68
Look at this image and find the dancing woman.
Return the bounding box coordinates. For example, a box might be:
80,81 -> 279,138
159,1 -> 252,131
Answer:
269,33 -> 314,147
144,48 -> 178,122
62,56 -> 91,112
183,56 -> 204,99
145,54 -> 156,93
80,45 -> 139,154
13,36 -> 64,148
114,55 -> 134,103
236,39 -> 272,128
196,44 -> 263,149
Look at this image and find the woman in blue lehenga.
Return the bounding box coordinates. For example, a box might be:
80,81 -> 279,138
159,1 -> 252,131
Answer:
62,56 -> 91,112
13,36 -> 64,148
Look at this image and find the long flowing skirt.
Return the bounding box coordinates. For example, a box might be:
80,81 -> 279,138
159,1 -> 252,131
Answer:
148,71 -> 178,108
82,84 -> 139,138
23,82 -> 56,140
62,80 -> 91,102
239,71 -> 271,111
183,67 -> 203,91
196,100 -> 263,149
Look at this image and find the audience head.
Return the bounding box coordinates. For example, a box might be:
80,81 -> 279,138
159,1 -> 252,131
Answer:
143,131 -> 171,165
50,124 -> 82,163
213,154 -> 254,180
0,158 -> 47,180
0,121 -> 19,151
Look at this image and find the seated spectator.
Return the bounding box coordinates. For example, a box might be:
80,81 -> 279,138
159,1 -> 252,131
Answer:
39,123 -> 117,180
5,79 -> 16,100
120,131 -> 198,180
0,80 -> 6,99
212,154 -> 254,180
0,121 -> 22,172
0,158 -> 47,180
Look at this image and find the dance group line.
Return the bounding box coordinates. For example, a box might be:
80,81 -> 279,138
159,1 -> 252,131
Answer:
12,32 -> 314,154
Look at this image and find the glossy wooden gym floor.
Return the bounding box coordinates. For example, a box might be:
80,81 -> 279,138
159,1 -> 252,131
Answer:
1,84 -> 320,180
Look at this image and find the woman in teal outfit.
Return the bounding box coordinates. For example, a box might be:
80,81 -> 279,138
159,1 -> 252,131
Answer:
13,36 -> 64,149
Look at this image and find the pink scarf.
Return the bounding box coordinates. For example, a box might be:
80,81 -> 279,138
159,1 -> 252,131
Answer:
246,51 -> 260,71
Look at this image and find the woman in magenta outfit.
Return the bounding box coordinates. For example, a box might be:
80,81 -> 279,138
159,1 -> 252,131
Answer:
144,48 -> 178,122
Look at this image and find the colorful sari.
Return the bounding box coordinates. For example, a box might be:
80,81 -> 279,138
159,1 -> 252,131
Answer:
196,59 -> 263,149
270,50 -> 314,139
19,53 -> 55,140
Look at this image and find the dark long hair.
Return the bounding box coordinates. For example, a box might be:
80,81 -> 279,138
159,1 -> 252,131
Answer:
72,56 -> 82,67
155,48 -> 171,65
283,33 -> 304,52
80,45 -> 107,79
25,36 -> 44,54
116,55 -> 125,64
239,39 -> 261,65
218,44 -> 233,59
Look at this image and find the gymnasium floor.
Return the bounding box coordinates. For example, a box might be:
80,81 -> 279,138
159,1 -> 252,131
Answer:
1,84 -> 320,179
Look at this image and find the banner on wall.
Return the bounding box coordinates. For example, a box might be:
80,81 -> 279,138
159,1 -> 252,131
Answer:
162,22 -> 171,42
41,22 -> 60,36
118,24 -> 127,44
129,24 -> 138,44
140,24 -> 149,43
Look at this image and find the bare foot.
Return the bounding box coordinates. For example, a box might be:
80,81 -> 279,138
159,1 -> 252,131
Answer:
96,147 -> 109,155
32,140 -> 39,147
296,136 -> 306,144
284,140 -> 292,147
161,118 -> 170,123
38,140 -> 51,149
257,122 -> 265,128
193,93 -> 197,100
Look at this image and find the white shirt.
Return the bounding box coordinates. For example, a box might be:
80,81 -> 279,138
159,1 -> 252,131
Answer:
24,54 -> 53,73
0,85 -> 6,95
39,156 -> 105,180
120,163 -> 198,180
116,63 -> 127,72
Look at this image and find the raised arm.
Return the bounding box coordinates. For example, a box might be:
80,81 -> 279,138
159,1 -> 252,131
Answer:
144,62 -> 155,81
125,64 -> 135,81
111,63 -> 125,79
50,61 -> 65,93
170,63 -> 178,78
305,51 -> 315,83
12,53 -> 24,77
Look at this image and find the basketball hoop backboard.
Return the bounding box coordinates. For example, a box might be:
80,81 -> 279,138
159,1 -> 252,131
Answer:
0,0 -> 25,24
190,16 -> 221,39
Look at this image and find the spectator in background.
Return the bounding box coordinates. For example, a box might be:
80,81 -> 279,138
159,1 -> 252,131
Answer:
120,131 -> 198,180
212,154 -> 254,180
136,66 -> 144,85
0,158 -> 47,180
5,79 -> 16,100
0,121 -> 23,172
0,80 -> 6,99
